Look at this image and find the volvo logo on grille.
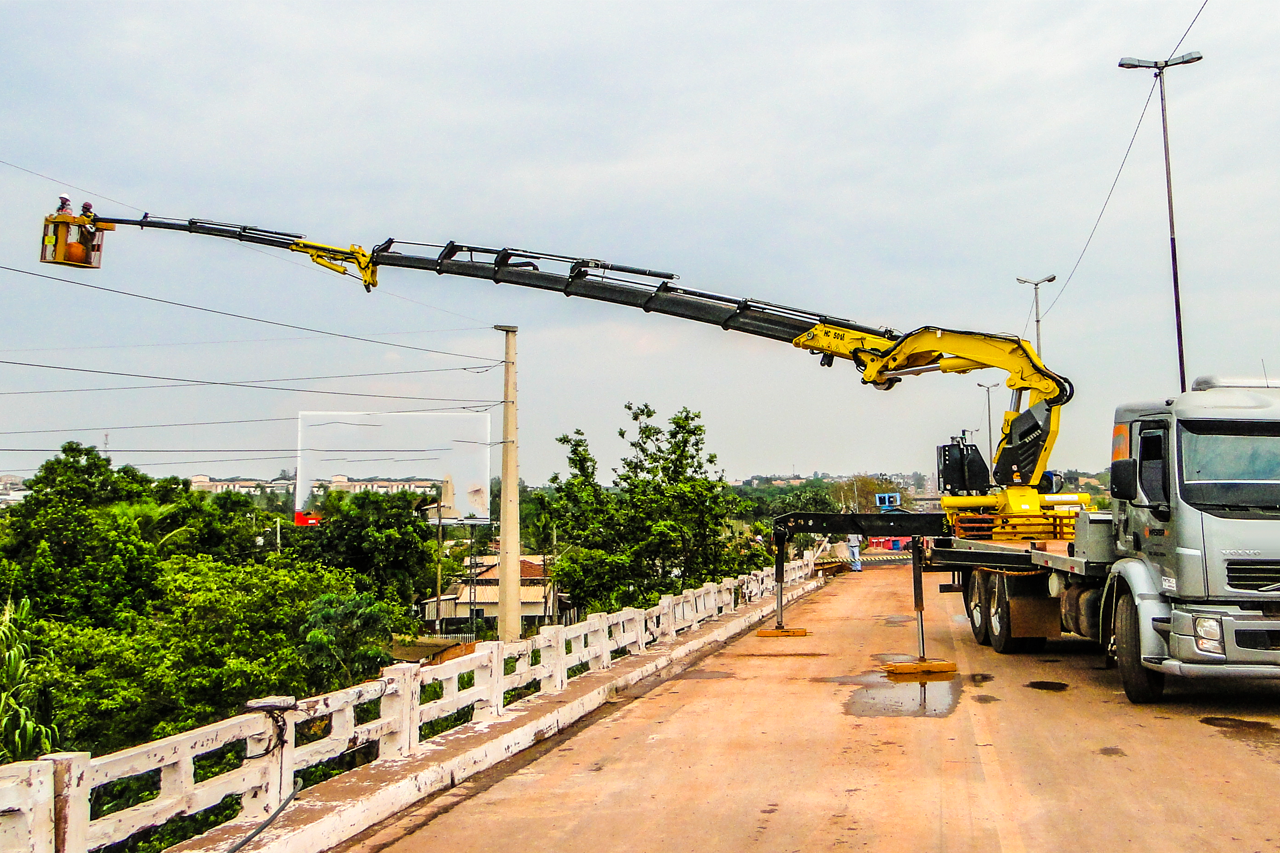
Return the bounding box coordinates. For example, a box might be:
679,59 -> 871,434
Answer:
1222,549 -> 1263,557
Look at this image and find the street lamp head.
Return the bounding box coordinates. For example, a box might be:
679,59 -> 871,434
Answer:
1016,275 -> 1055,286
1119,51 -> 1201,70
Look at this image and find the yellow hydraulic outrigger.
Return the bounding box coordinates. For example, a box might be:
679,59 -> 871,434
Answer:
38,206 -> 1090,530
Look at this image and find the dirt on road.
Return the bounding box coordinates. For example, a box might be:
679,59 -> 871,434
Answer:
346,565 -> 1280,853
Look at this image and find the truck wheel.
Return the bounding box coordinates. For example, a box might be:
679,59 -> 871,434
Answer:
987,573 -> 1025,654
1117,592 -> 1164,703
966,570 -> 991,645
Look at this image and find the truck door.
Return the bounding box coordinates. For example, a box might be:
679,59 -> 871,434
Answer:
1133,422 -> 1173,559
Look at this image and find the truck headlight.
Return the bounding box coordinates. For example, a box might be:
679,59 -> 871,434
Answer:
1195,617 -> 1224,654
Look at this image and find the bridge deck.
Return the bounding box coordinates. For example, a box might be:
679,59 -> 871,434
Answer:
341,564 -> 1280,852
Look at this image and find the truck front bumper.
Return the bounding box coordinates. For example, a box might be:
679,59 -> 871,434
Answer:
1156,659 -> 1280,678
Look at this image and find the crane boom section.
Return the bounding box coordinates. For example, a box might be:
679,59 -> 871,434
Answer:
75,214 -> 1073,489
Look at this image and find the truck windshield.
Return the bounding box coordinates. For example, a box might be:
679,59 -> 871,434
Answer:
1179,420 -> 1280,509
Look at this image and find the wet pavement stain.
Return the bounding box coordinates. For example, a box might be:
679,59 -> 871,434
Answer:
1099,746 -> 1126,757
676,670 -> 734,680
1201,716 -> 1280,750
1026,681 -> 1069,692
972,695 -> 1000,704
844,671 -> 963,718
970,673 -> 995,686
872,653 -> 915,664
879,615 -> 915,628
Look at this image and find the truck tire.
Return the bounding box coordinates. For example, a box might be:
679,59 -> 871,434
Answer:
987,573 -> 1023,654
966,570 -> 991,645
1117,591 -> 1164,703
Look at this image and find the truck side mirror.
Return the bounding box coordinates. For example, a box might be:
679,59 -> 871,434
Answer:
1110,458 -> 1138,502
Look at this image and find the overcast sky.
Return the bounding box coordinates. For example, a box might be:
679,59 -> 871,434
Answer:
1,1 -> 1275,486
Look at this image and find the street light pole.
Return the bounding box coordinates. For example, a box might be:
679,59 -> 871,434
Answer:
1016,275 -> 1055,357
977,382 -> 1000,466
1120,51 -> 1202,392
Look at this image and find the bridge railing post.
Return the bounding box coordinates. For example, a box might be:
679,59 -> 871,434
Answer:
239,698 -> 296,818
1,760 -> 55,853
539,624 -> 568,692
623,607 -> 646,653
587,613 -> 610,671
378,663 -> 421,757
472,641 -> 505,720
701,582 -> 719,620
659,595 -> 676,643
41,752 -> 90,853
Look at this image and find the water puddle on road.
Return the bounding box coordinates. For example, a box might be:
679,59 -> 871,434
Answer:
1026,681 -> 1069,692
1201,716 -> 1280,751
838,670 -> 963,718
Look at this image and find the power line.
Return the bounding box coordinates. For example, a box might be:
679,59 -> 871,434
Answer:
0,159 -> 146,212
1041,0 -> 1209,318
0,357 -> 500,404
0,448 -> 451,453
0,157 -> 488,323
1041,79 -> 1158,319
0,327 -> 491,355
0,362 -> 497,396
0,265 -> 500,364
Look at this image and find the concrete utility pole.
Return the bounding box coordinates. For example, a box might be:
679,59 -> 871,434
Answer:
495,325 -> 521,642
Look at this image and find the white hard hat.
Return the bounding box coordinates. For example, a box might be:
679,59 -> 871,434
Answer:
59,193 -> 70,201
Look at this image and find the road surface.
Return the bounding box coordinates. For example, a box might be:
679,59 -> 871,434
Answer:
342,563 -> 1280,853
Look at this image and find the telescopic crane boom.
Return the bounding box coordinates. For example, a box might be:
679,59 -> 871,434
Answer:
40,209 -> 1082,517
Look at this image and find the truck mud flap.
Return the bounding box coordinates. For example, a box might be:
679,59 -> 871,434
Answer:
1010,597 -> 1061,639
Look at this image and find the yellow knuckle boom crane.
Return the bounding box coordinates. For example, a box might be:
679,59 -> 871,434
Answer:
40,210 -> 1090,530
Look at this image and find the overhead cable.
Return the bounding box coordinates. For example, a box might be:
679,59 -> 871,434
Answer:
0,265 -> 499,363
1041,0 -> 1209,318
0,357 -> 499,405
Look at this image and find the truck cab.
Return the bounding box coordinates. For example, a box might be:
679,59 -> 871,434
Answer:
1107,376 -> 1280,700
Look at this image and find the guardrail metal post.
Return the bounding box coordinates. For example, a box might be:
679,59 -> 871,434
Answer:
41,752 -> 90,853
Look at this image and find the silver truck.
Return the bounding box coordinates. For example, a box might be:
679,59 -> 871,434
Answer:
931,376 -> 1280,703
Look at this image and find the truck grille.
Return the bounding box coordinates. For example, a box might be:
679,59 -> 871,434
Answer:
1235,629 -> 1280,651
1226,561 -> 1280,592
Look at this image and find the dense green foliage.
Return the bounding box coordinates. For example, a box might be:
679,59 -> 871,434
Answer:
545,405 -> 768,611
0,442 -> 452,762
0,598 -> 56,762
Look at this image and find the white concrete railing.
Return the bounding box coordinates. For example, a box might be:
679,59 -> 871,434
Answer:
8,557 -> 815,853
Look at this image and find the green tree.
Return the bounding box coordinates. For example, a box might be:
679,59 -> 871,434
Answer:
302,593 -> 396,691
295,490 -> 455,606
0,598 -> 57,763
33,554 -> 354,754
548,405 -> 766,610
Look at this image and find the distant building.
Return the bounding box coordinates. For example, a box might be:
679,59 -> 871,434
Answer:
421,556 -> 557,626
